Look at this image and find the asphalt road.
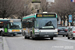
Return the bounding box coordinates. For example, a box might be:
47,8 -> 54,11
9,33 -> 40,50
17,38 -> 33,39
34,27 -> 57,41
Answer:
4,35 -> 75,50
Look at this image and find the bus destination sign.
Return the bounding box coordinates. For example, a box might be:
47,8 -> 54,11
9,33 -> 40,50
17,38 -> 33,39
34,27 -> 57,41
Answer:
36,14 -> 56,18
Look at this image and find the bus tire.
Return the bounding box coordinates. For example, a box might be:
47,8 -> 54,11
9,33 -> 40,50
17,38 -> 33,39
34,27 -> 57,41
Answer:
24,36 -> 27,39
68,37 -> 70,39
72,37 -> 74,39
13,34 -> 16,36
66,35 -> 68,37
50,37 -> 53,40
63,35 -> 64,37
0,32 -> 1,36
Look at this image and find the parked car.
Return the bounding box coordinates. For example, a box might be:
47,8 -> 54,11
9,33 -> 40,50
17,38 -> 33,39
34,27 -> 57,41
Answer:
67,26 -> 75,39
58,26 -> 68,37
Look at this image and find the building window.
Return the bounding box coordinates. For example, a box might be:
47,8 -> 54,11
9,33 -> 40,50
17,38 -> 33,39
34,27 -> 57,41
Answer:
35,5 -> 38,9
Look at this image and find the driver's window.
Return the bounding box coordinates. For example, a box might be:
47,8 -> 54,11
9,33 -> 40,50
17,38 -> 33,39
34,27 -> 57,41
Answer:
70,28 -> 72,31
68,28 -> 70,32
68,28 -> 72,32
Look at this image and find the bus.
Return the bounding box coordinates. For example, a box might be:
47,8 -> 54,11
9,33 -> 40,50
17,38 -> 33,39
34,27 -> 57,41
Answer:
22,12 -> 58,40
0,19 -> 22,36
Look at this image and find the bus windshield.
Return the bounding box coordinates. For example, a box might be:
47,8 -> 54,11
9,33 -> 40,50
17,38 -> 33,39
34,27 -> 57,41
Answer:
10,22 -> 21,29
35,18 -> 57,29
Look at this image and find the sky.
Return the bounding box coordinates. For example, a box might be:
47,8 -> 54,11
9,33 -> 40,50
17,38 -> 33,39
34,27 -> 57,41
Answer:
46,0 -> 54,2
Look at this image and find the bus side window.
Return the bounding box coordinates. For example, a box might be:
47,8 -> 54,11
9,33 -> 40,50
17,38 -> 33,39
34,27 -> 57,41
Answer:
8,23 -> 11,29
68,28 -> 70,32
70,28 -> 72,31
23,20 -> 34,28
22,21 -> 28,28
27,22 -> 29,28
29,21 -> 34,28
68,28 -> 72,32
4,24 -> 8,28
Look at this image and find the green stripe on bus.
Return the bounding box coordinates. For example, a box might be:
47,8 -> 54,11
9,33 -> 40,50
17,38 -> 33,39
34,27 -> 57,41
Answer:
23,15 -> 36,20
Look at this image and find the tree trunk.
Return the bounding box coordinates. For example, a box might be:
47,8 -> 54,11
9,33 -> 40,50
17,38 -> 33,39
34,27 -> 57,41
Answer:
63,15 -> 65,26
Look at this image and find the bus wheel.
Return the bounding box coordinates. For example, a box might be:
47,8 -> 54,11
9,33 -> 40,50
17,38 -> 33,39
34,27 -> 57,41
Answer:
24,35 -> 27,39
68,37 -> 70,39
13,34 -> 16,36
50,37 -> 53,40
0,32 -> 1,36
63,35 -> 64,37
72,37 -> 75,39
66,35 -> 68,37
27,37 -> 30,39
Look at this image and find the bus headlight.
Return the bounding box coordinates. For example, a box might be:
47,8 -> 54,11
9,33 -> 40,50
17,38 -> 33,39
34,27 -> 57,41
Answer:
54,33 -> 58,34
35,29 -> 39,32
8,30 -> 12,32
20,30 -> 22,32
35,32 -> 39,34
35,29 -> 40,34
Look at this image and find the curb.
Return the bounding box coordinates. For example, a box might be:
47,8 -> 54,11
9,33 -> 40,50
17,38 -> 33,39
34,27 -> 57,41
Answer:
0,36 -> 3,50
3,37 -> 9,50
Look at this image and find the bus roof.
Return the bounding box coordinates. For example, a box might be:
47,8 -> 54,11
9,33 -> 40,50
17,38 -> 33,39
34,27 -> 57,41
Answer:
0,19 -> 10,23
0,19 -> 9,20
23,13 -> 36,20
22,12 -> 57,20
0,19 -> 9,21
9,19 -> 21,22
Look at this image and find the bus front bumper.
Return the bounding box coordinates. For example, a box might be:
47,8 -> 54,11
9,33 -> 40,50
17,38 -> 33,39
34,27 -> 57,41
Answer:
33,32 -> 58,38
8,32 -> 22,34
3,32 -> 21,35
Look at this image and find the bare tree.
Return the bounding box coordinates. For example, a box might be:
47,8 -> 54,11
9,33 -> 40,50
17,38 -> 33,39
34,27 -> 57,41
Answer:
48,0 -> 75,26
41,0 -> 47,11
0,0 -> 32,19
50,0 -> 75,16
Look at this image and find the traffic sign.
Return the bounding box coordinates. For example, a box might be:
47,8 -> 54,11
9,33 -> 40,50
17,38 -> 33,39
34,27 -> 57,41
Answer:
69,15 -> 72,23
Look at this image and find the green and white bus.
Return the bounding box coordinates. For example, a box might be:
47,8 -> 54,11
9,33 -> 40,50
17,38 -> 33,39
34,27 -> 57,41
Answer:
0,19 -> 22,36
22,12 -> 58,40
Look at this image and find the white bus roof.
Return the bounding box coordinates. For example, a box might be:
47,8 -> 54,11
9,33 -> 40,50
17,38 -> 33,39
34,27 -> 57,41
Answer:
9,19 -> 21,22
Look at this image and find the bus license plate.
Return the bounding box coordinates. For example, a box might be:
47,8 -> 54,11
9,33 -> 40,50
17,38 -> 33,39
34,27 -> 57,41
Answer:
60,31 -> 64,32
44,35 -> 49,37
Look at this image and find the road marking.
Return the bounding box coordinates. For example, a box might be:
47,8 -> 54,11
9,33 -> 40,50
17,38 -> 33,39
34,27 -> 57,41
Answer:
56,38 -> 75,43
3,37 -> 9,50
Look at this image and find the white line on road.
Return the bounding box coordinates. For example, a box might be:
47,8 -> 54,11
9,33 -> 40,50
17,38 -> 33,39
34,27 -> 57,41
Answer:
56,38 -> 75,43
3,37 -> 9,50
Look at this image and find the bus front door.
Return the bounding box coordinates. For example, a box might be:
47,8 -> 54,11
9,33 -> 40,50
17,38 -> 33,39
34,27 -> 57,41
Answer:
3,23 -> 8,35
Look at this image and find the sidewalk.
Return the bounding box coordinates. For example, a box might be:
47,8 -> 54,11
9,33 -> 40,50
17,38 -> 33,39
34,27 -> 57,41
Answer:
0,36 -> 3,50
